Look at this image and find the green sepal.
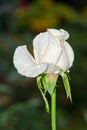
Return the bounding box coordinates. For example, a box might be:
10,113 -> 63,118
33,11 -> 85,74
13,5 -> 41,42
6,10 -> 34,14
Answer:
41,74 -> 47,95
37,76 -> 50,113
61,72 -> 72,102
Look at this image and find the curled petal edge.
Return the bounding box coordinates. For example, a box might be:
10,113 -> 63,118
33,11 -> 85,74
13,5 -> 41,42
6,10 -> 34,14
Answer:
13,45 -> 47,77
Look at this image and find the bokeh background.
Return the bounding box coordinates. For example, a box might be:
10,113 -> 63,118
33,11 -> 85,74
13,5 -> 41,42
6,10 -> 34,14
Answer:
0,0 -> 87,130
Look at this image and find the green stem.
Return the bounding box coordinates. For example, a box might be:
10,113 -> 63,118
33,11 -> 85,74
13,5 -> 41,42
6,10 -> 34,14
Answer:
51,89 -> 56,130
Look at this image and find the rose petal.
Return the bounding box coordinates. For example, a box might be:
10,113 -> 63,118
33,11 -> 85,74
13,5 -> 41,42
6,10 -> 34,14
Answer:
44,63 -> 60,74
57,41 -> 74,71
64,41 -> 74,68
57,49 -> 69,72
47,29 -> 69,41
13,45 -> 47,77
41,31 -> 63,64
33,32 -> 48,64
60,29 -> 69,40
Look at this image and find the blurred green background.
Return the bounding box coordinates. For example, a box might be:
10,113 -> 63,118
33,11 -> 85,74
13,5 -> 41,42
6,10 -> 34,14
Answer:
0,0 -> 87,130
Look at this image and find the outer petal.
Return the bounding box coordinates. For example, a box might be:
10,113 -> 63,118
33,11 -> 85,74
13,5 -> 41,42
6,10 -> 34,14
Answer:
64,41 -> 74,68
41,30 -> 63,64
47,29 -> 69,41
44,63 -> 60,74
13,45 -> 47,77
57,42 -> 74,71
60,29 -> 69,40
33,32 -> 48,64
57,49 -> 69,72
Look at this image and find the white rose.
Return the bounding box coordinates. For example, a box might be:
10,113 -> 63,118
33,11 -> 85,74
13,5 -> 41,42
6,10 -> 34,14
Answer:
13,29 -> 74,77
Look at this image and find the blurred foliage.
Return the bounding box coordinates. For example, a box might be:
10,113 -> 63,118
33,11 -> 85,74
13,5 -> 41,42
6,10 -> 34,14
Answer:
12,1 -> 87,33
0,98 -> 50,130
0,0 -> 87,130
0,0 -> 87,32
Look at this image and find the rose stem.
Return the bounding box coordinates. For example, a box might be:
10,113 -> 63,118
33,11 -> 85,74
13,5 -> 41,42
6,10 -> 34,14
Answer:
51,89 -> 56,130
